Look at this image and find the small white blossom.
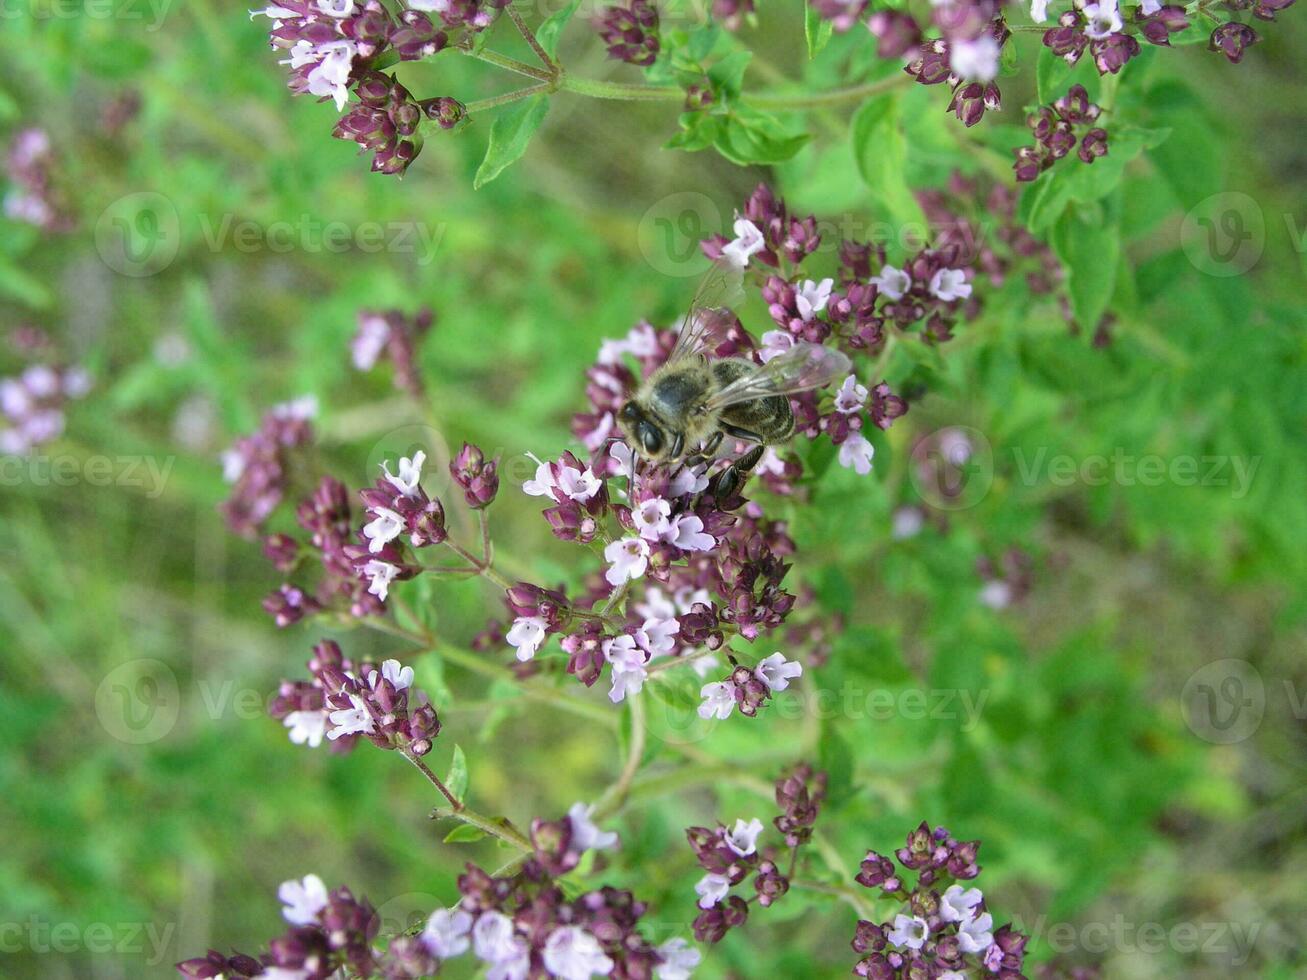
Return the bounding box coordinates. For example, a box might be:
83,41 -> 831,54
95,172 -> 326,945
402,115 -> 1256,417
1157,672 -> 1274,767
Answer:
284,710 -> 328,748
272,394 -> 318,420
662,514 -> 715,552
758,329 -> 796,364
638,616 -> 681,658
301,39 -> 357,111
795,278 -> 834,322
694,873 -> 731,909
633,497 -> 672,541
316,0 -> 355,16
892,506 -> 925,540
668,463 -> 709,496
369,659 -> 414,691
278,874 -> 329,926
604,536 -> 651,586
837,434 -> 875,475
542,926 -> 614,980
929,267 -> 973,302
363,506 -> 406,553
522,456 -> 557,497
605,635 -> 649,703
870,265 -> 912,301
473,911 -> 527,964
598,322 -> 659,365
352,313 -> 390,370
979,580 -> 1013,610
957,912 -> 995,953
654,938 -> 701,980
949,35 -> 1001,82
887,914 -> 930,950
261,968 -> 311,980
721,217 -> 766,268
940,885 -> 984,924
382,450 -> 425,498
423,907 -> 473,958
557,464 -> 602,502
1084,0 -> 1123,36
568,803 -> 619,852
634,587 -> 677,622
507,616 -> 548,662
1139,0 -> 1161,11
327,694 -> 375,740
833,375 -> 868,414
697,681 -> 736,721
755,652 -> 803,692
1031,0 -> 1050,19
363,560 -> 400,601
724,817 -> 764,857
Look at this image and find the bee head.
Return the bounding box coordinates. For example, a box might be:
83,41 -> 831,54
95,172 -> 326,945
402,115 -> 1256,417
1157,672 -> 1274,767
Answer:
619,401 -> 665,457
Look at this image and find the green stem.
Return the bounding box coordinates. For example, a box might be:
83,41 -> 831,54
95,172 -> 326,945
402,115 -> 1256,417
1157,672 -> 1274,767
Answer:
431,804 -> 533,851
558,74 -> 685,101
403,749 -> 463,810
506,6 -> 558,71
595,693 -> 646,815
790,879 -> 874,919
464,83 -> 552,114
462,46 -> 554,82
746,73 -> 911,110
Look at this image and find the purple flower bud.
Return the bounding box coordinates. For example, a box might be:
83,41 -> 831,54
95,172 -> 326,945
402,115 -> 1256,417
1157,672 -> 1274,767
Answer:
420,96 -> 466,129
1210,20 -> 1259,61
1092,33 -> 1140,73
449,442 -> 499,508
1078,127 -> 1110,163
1137,4 -> 1190,44
867,10 -> 922,59
595,0 -> 661,66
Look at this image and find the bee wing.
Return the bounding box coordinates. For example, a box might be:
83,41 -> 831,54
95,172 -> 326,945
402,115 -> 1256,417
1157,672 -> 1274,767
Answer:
703,343 -> 852,411
667,261 -> 746,363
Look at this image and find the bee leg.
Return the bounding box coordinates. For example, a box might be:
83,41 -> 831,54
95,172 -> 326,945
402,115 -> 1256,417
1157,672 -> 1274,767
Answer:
719,422 -> 765,445
681,430 -> 724,472
713,445 -> 765,504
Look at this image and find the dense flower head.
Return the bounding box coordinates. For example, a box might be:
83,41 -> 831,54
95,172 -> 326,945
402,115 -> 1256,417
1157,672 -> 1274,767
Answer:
351,307 -> 433,395
432,839 -> 698,979
218,395 -> 318,537
850,822 -> 1027,979
686,764 -> 828,944
595,0 -> 661,66
450,441 -> 500,508
4,127 -> 74,232
1013,84 -> 1110,183
269,640 -> 441,756
177,874 -> 381,979
0,360 -> 90,456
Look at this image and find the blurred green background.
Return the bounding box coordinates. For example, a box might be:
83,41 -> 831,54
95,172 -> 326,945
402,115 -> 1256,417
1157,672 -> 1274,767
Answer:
1,0 -> 1306,977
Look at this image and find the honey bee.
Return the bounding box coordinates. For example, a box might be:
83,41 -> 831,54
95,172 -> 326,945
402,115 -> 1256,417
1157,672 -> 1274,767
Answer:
618,263 -> 850,496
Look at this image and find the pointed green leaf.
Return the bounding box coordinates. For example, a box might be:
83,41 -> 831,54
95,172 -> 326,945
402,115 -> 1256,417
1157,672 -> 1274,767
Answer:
473,95 -> 550,189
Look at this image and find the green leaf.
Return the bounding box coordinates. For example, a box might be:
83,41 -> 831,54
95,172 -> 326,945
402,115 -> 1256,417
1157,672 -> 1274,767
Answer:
442,823 -> 488,844
444,744 -> 469,804
1036,47 -> 1074,104
473,95 -> 550,189
804,1 -> 834,59
1051,202 -> 1120,331
535,0 -> 580,58
851,92 -> 926,232
0,257 -> 52,309
707,50 -> 751,99
714,109 -> 809,166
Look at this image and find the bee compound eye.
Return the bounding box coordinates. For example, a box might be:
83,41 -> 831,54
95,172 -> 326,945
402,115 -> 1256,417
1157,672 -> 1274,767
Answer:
638,422 -> 663,455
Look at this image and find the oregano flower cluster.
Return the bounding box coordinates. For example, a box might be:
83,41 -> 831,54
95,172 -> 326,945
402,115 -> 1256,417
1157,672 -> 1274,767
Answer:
851,822 -> 1030,978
